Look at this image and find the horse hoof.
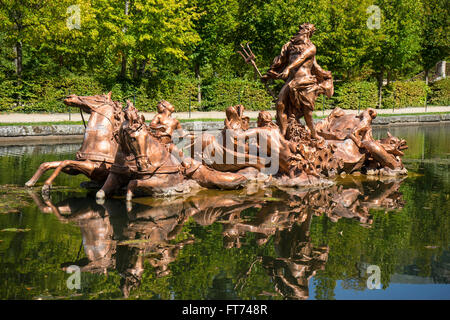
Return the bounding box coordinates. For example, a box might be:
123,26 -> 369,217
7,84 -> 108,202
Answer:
96,189 -> 105,200
126,192 -> 133,202
126,201 -> 132,212
42,184 -> 51,194
25,180 -> 34,188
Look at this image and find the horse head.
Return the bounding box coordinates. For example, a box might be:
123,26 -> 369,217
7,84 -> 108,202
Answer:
119,102 -> 154,172
64,91 -> 124,132
64,91 -> 114,111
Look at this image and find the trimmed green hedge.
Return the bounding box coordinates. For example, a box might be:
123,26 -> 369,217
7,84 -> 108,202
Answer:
333,81 -> 378,110
152,76 -> 199,112
0,75 -> 448,113
382,81 -> 428,109
200,78 -> 274,111
428,78 -> 450,106
0,75 -> 105,113
0,75 -> 272,113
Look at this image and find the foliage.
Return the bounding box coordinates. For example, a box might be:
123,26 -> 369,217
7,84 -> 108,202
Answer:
365,0 -> 424,78
382,81 -> 428,109
429,78 -> 450,106
333,81 -> 378,110
0,0 -> 448,112
419,0 -> 450,72
201,77 -> 273,111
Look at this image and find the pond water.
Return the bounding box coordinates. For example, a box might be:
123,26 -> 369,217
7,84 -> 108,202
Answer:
0,123 -> 449,300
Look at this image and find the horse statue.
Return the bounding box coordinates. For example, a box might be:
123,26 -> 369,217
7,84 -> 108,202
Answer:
96,103 -> 248,201
25,92 -> 125,192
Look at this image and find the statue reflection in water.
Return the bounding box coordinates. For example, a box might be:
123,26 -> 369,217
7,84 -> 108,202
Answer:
30,176 -> 405,299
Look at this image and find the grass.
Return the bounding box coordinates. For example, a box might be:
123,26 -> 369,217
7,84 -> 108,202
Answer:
376,111 -> 450,117
0,121 -> 85,126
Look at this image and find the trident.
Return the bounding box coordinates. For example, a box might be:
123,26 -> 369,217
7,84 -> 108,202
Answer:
237,43 -> 276,99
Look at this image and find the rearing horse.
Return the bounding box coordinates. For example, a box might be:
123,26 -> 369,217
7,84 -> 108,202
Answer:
96,104 -> 247,201
25,92 -> 124,192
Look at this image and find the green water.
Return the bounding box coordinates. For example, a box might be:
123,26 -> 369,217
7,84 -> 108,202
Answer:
0,123 -> 449,300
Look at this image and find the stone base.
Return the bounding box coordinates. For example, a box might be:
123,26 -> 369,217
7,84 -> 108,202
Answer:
132,179 -> 203,198
366,167 -> 408,176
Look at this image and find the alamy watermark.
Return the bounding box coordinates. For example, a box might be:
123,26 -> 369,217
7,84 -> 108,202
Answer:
172,124 -> 280,176
366,5 -> 381,30
366,264 -> 381,289
66,265 -> 81,290
66,5 -> 81,30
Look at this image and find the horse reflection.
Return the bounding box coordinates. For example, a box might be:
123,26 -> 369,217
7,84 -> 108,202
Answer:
29,176 -> 406,299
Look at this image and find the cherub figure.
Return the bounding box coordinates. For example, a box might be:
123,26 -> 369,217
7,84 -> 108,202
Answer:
149,100 -> 186,144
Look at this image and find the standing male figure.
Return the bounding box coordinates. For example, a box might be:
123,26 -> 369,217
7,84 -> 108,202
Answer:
262,23 -> 334,139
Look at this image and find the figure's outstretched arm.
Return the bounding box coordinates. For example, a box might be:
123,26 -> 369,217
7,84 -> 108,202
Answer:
150,114 -> 161,127
263,43 -> 290,79
312,58 -> 332,79
175,120 -> 188,138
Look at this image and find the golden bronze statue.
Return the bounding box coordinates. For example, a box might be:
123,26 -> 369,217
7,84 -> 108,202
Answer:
261,23 -> 333,138
25,92 -> 126,192
96,102 -> 247,201
149,100 -> 185,145
26,23 -> 408,198
315,107 -> 408,173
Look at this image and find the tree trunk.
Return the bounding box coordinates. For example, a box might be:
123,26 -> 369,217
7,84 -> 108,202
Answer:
120,0 -> 130,79
132,59 -> 138,80
425,68 -> 429,85
121,55 -> 127,78
376,71 -> 383,109
14,41 -> 23,81
194,64 -> 201,105
139,59 -> 148,79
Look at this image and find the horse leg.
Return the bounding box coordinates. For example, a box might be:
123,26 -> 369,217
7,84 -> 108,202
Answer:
125,174 -> 183,201
189,164 -> 247,190
27,191 -> 52,214
96,172 -> 128,202
25,161 -> 63,187
42,160 -> 96,192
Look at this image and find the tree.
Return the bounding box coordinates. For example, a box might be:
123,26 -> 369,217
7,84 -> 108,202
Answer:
0,0 -> 50,80
123,0 -> 200,80
190,0 -> 239,104
420,0 -> 450,84
364,0 -> 424,107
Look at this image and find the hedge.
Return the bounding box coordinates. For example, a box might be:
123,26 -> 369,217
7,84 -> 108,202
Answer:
201,78 -> 273,111
382,81 -> 428,109
332,81 -> 378,110
0,75 -> 105,113
0,75 -> 448,113
428,78 -> 450,106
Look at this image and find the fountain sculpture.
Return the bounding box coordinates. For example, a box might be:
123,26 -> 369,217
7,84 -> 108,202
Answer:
25,23 -> 408,200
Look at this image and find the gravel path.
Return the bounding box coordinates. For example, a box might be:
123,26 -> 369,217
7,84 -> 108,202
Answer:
0,106 -> 449,123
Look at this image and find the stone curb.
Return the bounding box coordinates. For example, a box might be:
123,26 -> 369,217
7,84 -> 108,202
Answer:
0,125 -> 85,137
0,114 -> 449,138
